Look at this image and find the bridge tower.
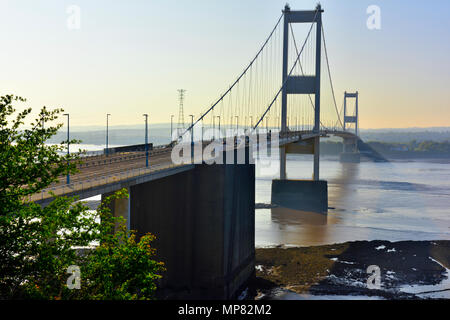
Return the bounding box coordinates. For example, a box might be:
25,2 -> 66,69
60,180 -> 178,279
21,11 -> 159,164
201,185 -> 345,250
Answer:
272,5 -> 328,213
280,4 -> 323,181
340,91 -> 360,163
343,91 -> 359,136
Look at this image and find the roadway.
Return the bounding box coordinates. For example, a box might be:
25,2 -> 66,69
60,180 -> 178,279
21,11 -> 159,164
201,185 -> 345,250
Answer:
30,130 -> 362,205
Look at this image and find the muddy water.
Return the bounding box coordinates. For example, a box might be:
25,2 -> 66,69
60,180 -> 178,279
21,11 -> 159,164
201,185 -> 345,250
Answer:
255,155 -> 450,247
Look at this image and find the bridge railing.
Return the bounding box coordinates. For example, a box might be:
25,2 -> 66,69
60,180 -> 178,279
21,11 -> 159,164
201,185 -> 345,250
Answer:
29,161 -> 184,203
76,147 -> 172,169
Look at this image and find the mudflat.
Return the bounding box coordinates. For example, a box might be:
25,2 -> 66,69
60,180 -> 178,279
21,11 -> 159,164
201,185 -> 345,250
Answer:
249,240 -> 450,300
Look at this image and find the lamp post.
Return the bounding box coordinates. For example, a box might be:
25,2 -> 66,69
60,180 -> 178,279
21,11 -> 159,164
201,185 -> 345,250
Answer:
189,115 -> 194,162
40,115 -> 45,146
213,115 -> 215,140
143,114 -> 149,167
235,116 -> 239,135
106,113 -> 111,156
266,116 -> 269,132
170,115 -> 174,142
63,113 -> 70,184
216,116 -> 221,140
201,116 -> 204,145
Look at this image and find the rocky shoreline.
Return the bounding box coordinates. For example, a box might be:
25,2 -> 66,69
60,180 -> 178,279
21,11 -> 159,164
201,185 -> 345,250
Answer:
248,240 -> 450,300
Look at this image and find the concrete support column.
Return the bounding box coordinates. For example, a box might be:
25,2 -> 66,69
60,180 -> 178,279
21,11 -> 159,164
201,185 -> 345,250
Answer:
127,151 -> 255,299
313,136 -> 320,181
101,188 -> 130,231
313,6 -> 322,181
280,6 -> 289,133
280,146 -> 286,180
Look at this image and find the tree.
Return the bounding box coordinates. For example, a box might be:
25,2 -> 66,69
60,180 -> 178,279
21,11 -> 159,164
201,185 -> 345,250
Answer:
0,95 -> 164,299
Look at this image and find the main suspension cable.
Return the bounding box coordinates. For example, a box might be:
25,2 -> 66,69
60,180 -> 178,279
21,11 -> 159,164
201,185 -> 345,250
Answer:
180,13 -> 284,138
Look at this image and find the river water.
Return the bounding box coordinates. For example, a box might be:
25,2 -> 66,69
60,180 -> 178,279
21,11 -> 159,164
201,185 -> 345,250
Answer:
255,154 -> 450,247
77,144 -> 450,247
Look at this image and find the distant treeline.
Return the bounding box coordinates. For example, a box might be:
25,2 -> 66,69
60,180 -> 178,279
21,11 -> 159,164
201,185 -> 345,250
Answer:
368,140 -> 450,153
359,130 -> 450,143
320,140 -> 450,156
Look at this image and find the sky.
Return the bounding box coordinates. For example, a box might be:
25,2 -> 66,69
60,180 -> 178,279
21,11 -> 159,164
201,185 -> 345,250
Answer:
0,0 -> 449,129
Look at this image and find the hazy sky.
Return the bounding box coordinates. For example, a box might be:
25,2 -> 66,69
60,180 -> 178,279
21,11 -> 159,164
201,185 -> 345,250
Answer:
1,0 -> 449,129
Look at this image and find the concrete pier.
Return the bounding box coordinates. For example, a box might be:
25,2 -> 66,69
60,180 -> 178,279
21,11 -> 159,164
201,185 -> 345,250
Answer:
271,179 -> 328,213
340,136 -> 361,163
101,189 -> 130,231
104,161 -> 255,299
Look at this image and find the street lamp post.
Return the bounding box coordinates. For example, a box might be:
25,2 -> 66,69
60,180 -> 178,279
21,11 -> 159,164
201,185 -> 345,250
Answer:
106,113 -> 111,156
235,116 -> 239,135
216,116 -> 221,140
170,115 -> 174,142
189,115 -> 194,162
143,114 -> 149,167
213,115 -> 215,140
63,113 -> 70,184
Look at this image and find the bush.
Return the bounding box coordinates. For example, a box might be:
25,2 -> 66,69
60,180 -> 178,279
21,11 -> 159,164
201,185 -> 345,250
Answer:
0,95 -> 164,299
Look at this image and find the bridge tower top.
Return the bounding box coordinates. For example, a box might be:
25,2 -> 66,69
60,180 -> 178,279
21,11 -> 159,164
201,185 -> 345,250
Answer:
343,91 -> 359,136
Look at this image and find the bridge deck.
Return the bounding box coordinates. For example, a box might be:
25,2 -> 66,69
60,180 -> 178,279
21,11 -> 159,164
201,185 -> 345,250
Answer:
31,130 -> 356,205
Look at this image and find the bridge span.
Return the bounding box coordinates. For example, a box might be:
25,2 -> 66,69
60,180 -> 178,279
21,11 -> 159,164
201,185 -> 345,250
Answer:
31,129 -> 377,207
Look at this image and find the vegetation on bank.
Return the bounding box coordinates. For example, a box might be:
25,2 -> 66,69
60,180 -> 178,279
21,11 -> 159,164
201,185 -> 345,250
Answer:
320,140 -> 450,156
0,95 -> 165,300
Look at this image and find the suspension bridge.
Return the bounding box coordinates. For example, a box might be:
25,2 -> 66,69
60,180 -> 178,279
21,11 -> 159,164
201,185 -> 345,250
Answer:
31,5 -> 382,299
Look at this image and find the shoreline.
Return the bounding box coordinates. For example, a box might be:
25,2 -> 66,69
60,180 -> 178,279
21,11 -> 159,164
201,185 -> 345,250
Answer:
248,240 -> 450,300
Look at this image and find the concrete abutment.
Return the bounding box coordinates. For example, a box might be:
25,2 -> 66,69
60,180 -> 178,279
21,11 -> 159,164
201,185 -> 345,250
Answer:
103,160 -> 255,299
271,179 -> 328,213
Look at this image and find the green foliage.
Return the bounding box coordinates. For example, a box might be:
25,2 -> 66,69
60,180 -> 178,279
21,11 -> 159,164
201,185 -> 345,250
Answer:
0,95 -> 164,300
0,95 -> 81,215
415,140 -> 450,153
367,140 -> 450,154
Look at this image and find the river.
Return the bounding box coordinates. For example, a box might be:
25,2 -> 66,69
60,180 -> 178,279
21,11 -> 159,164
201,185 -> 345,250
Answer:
255,154 -> 450,247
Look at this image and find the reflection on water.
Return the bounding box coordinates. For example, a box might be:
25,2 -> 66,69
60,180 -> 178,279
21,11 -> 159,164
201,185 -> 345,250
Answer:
269,208 -> 328,246
255,155 -> 450,247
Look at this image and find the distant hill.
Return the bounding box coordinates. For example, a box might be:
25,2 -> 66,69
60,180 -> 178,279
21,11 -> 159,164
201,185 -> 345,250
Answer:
359,128 -> 450,143
47,125 -> 450,147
